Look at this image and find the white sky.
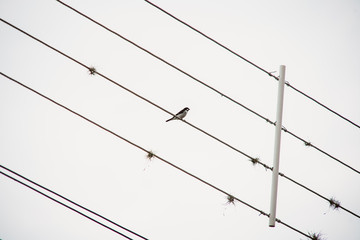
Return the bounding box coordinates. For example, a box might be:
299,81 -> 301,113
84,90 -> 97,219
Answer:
1,0 -> 360,239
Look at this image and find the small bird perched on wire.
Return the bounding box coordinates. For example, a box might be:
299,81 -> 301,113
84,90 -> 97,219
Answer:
166,107 -> 190,122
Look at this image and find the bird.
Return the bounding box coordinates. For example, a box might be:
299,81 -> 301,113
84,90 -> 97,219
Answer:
166,107 -> 190,122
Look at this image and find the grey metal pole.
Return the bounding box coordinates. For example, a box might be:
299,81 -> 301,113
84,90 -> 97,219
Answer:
269,65 -> 286,227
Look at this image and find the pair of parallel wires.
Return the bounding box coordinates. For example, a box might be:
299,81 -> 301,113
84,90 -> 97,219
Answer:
0,165 -> 148,240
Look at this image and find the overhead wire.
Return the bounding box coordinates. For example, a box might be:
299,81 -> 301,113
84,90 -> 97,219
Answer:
144,0 -> 360,130
54,0 -> 360,176
282,128 -> 360,174
278,172 -> 360,218
1,19 -> 359,219
253,162 -> 360,218
144,0 -> 276,78
0,72 -> 313,240
0,170 -> 135,240
0,165 -> 149,240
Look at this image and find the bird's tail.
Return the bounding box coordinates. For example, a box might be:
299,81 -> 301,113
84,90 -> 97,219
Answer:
166,118 -> 173,122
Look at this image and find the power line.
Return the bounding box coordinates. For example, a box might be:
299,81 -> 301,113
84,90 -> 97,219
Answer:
144,0 -> 360,130
279,172 -> 360,218
253,161 -> 360,219
285,80 -> 360,129
1,19 -> 359,219
144,0 -> 275,78
0,165 -> 149,240
52,1 -> 360,176
0,170 -> 135,240
0,72 -> 313,239
283,128 -> 360,174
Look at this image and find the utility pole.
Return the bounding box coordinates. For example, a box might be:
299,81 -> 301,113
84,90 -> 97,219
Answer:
269,65 -> 286,227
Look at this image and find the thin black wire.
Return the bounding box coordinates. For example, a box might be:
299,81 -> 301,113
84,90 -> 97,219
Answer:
0,72 -> 312,240
0,165 -> 149,240
144,0 -> 360,130
53,1 -> 360,176
1,19 -> 359,219
283,128 -> 360,174
144,0 -> 275,78
284,81 -> 360,129
256,162 -> 360,219
0,170 -> 134,240
279,172 -> 360,218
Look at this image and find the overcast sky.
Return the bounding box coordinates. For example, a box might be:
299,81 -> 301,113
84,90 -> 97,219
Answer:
1,0 -> 360,239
